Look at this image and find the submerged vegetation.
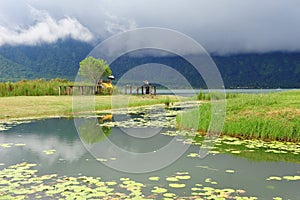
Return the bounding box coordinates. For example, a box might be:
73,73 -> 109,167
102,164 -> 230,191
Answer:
178,90 -> 300,142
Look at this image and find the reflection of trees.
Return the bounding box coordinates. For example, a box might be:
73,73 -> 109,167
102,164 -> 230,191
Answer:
79,119 -> 111,144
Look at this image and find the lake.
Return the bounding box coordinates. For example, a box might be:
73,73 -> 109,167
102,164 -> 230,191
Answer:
0,103 -> 299,199
156,88 -> 297,96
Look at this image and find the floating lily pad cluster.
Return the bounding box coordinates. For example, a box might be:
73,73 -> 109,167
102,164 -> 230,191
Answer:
97,103 -> 197,129
184,134 -> 300,159
0,162 -> 151,199
219,136 -> 300,155
147,171 -> 256,199
190,184 -> 254,199
266,175 -> 300,181
0,162 -> 261,199
0,121 -> 31,132
0,143 -> 26,148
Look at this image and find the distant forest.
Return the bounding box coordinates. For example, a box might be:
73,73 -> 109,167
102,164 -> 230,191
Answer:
0,39 -> 299,88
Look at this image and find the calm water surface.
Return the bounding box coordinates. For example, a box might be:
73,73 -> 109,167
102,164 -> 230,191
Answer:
0,104 -> 299,199
157,88 -> 298,96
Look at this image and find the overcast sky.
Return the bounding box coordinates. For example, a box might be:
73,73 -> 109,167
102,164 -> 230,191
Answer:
0,0 -> 300,54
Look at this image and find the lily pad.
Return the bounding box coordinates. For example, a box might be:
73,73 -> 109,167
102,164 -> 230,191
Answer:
169,183 -> 186,188
231,150 -> 241,154
43,149 -> 56,155
106,181 -> 117,186
175,175 -> 191,180
187,153 -> 198,158
96,158 -> 108,162
148,176 -> 160,181
120,177 -> 130,181
14,143 -> 26,147
166,177 -> 179,182
205,178 -> 212,183
163,192 -> 176,198
225,169 -> 235,173
0,143 -> 13,148
283,175 -> 300,181
266,176 -> 282,181
151,186 -> 168,194
191,187 -> 202,191
176,172 -> 189,175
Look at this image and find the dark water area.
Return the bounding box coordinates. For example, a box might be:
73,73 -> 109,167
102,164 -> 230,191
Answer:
0,104 -> 299,199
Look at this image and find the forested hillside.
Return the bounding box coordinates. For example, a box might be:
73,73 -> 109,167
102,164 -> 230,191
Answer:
0,40 -> 299,88
214,53 -> 300,88
0,54 -> 34,81
110,52 -> 300,88
0,39 -> 92,81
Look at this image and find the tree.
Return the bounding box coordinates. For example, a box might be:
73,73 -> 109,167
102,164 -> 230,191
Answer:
78,56 -> 112,84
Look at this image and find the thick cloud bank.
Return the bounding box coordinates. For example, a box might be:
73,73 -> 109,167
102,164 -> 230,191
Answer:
1,0 -> 300,54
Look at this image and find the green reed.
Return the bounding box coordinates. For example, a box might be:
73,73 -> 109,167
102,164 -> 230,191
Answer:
178,90 -> 300,142
0,79 -> 72,97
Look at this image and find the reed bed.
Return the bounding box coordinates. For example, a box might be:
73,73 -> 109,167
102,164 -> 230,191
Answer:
178,90 -> 300,142
0,79 -> 72,97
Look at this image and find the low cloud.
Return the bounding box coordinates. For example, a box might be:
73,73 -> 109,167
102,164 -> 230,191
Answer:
104,12 -> 137,34
0,7 -> 93,46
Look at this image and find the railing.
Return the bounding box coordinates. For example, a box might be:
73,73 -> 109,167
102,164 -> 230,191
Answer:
124,85 -> 156,95
58,86 -> 101,95
59,85 -> 157,95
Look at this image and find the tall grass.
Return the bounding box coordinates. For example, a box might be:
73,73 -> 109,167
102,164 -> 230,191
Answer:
178,91 -> 300,142
196,90 -> 239,101
0,79 -> 72,97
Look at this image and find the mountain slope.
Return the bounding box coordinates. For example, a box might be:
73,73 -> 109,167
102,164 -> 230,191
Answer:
214,52 -> 300,88
0,39 -> 93,81
0,54 -> 34,81
0,40 -> 299,88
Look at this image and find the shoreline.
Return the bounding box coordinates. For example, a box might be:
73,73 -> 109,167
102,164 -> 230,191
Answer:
1,92 -> 299,143
0,95 -> 180,123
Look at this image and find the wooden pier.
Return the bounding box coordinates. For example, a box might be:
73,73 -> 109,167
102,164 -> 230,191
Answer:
59,85 -> 156,96
58,85 -> 102,95
124,85 -> 156,95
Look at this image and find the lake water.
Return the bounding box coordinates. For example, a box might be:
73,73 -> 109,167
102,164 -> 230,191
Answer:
156,88 -> 298,96
0,103 -> 299,199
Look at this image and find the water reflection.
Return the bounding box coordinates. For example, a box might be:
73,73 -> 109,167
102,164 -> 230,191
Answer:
78,117 -> 112,144
0,119 -> 86,165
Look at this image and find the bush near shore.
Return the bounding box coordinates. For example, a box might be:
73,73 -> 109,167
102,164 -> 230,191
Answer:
178,91 -> 300,142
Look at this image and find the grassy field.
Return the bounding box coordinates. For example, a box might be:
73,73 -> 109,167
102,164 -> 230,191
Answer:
0,95 -> 179,122
178,90 -> 300,142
